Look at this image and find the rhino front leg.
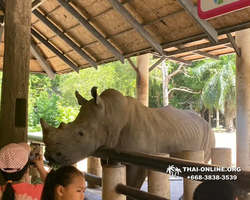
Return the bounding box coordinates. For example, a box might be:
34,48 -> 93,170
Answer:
126,165 -> 147,200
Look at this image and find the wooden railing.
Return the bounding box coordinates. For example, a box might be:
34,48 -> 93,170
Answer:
28,134 -> 250,200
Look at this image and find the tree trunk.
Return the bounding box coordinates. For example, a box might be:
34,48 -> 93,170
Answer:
224,101 -> 235,132
216,109 -> 220,128
161,61 -> 169,106
208,110 -> 212,126
200,106 -> 205,119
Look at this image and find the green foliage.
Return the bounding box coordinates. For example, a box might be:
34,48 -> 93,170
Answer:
189,55 -> 236,113
28,74 -> 64,132
159,61 -> 203,110
0,54 -> 233,132
58,59 -> 136,106
149,68 -> 163,107
28,59 -> 136,131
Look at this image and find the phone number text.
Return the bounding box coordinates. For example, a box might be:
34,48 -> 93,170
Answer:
187,175 -> 237,181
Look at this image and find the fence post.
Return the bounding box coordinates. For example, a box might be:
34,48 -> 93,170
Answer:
211,147 -> 231,167
87,157 -> 102,188
148,153 -> 170,199
183,150 -> 204,200
102,164 -> 126,200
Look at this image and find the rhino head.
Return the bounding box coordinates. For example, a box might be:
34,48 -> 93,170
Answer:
41,87 -> 108,165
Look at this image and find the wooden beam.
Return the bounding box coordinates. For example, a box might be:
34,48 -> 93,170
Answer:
0,0 -> 5,11
149,57 -> 165,72
224,44 -> 234,49
30,41 -> 55,79
106,0 -> 163,56
193,50 -> 220,60
32,10 -> 97,69
31,0 -> 46,11
0,25 -> 4,45
127,58 -> 137,72
226,33 -> 241,57
56,0 -> 124,64
31,28 -> 79,73
176,0 -> 218,44
167,56 -> 192,65
0,15 -> 3,25
165,38 -> 230,57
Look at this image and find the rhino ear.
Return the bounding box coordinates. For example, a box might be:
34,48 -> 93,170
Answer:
58,122 -> 67,129
40,118 -> 55,131
91,86 -> 103,106
75,91 -> 88,105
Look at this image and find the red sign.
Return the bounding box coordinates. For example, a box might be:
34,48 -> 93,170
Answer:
198,0 -> 250,19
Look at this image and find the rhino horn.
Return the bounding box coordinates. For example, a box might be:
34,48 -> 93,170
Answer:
58,122 -> 67,129
40,118 -> 55,131
91,86 -> 103,106
75,91 -> 88,105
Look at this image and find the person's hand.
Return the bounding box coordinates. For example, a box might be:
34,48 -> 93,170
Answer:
33,154 -> 44,170
33,154 -> 48,183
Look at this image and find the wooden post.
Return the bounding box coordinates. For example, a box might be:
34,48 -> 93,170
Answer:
87,157 -> 102,188
102,164 -> 126,200
211,148 -> 231,167
148,153 -> 170,199
136,54 -> 149,106
183,150 -> 204,200
0,0 -> 31,147
235,29 -> 250,171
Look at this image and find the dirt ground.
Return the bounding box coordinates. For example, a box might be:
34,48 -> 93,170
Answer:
214,130 -> 236,166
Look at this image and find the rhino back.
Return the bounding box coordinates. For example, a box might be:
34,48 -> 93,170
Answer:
116,99 -> 215,162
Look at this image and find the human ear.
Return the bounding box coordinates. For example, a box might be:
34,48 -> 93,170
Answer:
56,185 -> 64,196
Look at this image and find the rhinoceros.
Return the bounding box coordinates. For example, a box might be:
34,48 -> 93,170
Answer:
41,86 -> 215,191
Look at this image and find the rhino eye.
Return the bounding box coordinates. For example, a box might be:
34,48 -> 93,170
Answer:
78,132 -> 85,137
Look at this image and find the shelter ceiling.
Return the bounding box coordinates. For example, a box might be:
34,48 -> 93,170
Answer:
0,0 -> 249,76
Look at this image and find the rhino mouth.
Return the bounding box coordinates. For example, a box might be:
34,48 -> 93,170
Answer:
44,150 -> 71,166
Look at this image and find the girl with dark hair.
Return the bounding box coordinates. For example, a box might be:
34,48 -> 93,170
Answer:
41,165 -> 86,200
0,143 -> 47,200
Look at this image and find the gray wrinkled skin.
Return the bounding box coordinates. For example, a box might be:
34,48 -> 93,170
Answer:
41,87 -> 215,192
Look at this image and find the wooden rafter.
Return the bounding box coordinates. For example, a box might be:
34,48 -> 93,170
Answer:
106,0 -> 164,56
226,33 -> 241,57
166,38 -> 230,57
31,28 -> 79,73
57,0 -> 124,64
193,50 -> 220,60
149,57 -> 165,72
167,56 -> 192,65
32,9 -> 98,69
31,0 -> 46,11
127,58 -> 137,72
0,24 -> 3,45
30,41 -> 55,79
176,0 -> 218,44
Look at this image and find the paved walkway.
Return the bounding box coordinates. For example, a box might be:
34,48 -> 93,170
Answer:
85,177 -> 183,200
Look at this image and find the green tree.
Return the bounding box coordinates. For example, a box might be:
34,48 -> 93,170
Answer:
28,74 -> 63,132
190,55 -> 236,131
28,60 -> 136,132
58,59 -> 136,107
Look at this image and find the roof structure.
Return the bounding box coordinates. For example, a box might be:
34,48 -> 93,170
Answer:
0,0 -> 249,77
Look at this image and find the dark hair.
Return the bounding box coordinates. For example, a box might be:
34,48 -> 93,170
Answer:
193,181 -> 238,200
41,165 -> 84,200
0,161 -> 30,200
